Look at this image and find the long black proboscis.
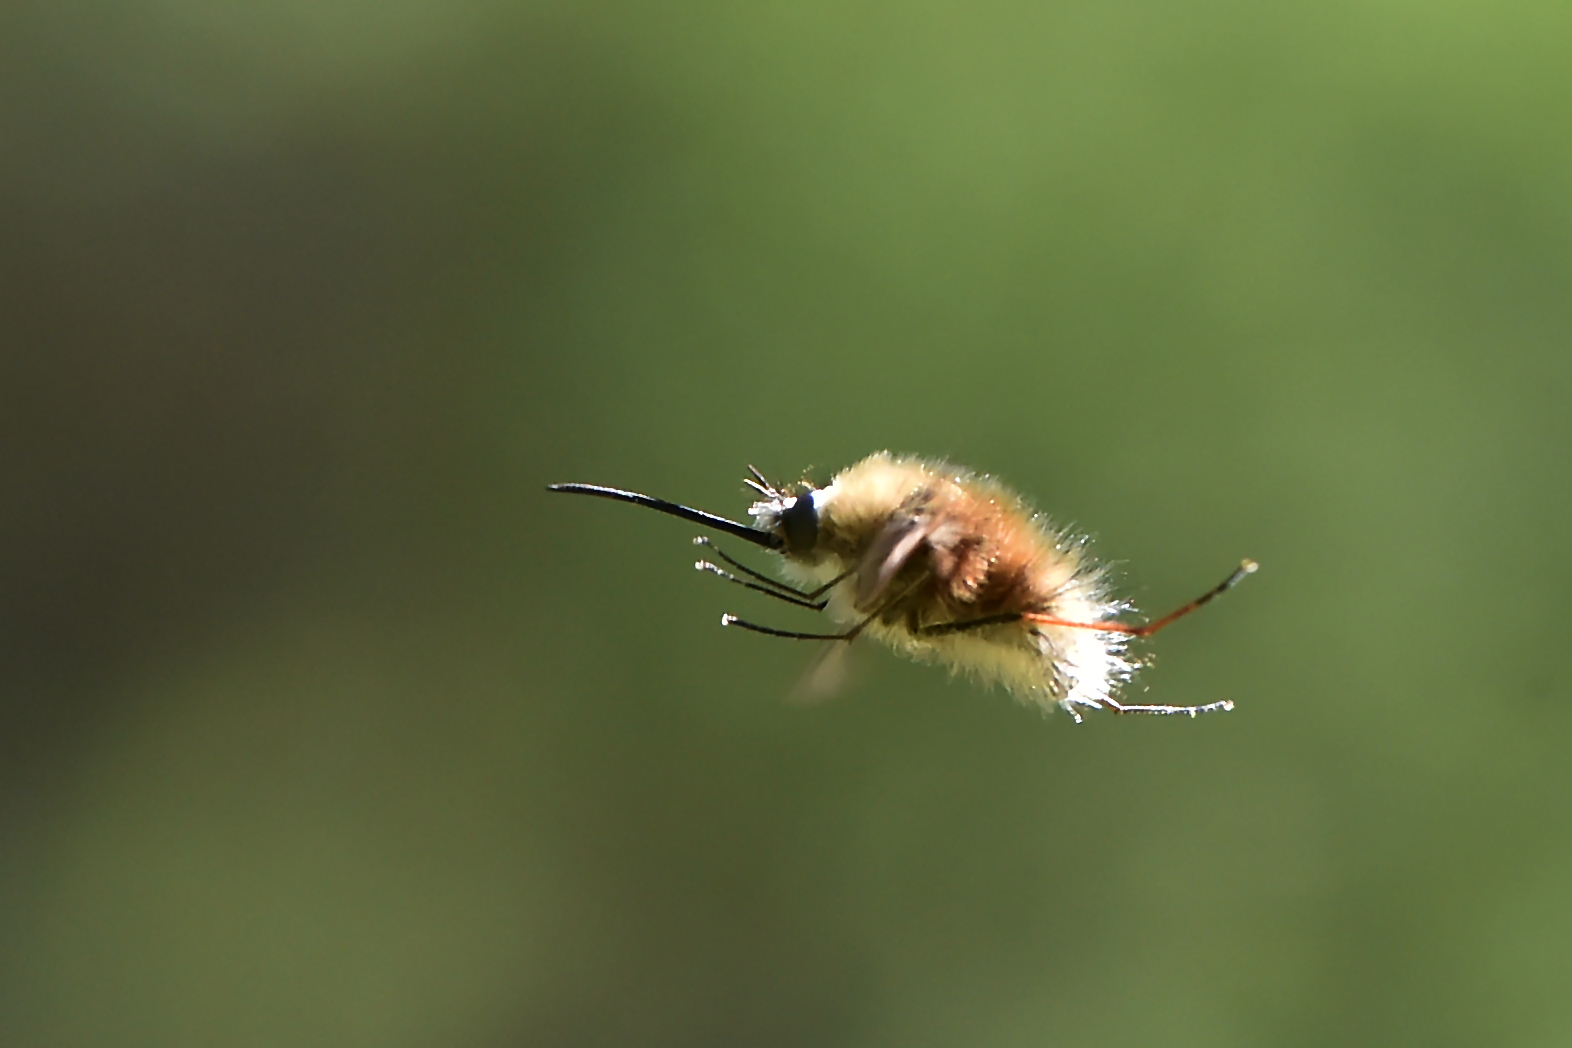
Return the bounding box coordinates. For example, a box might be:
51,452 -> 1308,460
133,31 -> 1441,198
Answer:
548,483 -> 784,551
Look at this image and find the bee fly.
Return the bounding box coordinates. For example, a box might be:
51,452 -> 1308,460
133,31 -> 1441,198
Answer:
550,452 -> 1256,721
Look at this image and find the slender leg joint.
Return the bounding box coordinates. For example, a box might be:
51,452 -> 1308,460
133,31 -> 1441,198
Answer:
721,614 -> 860,642
696,559 -> 828,610
1099,697 -> 1235,717
1024,558 -> 1260,638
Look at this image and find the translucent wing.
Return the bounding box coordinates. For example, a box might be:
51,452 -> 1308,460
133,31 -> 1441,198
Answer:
787,640 -> 858,704
854,513 -> 932,609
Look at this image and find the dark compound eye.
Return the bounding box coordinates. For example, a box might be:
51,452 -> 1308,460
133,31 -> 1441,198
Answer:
779,491 -> 819,553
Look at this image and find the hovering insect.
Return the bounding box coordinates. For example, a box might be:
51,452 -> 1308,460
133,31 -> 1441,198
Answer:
550,453 -> 1256,721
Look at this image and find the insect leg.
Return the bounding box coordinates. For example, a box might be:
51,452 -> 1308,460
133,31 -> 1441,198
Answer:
803,566 -> 858,601
692,538 -> 859,611
1023,559 -> 1258,637
720,617 -> 859,641
722,575 -> 921,641
1096,696 -> 1235,717
695,537 -> 857,601
693,536 -> 813,597
697,562 -> 828,610
923,610 -> 1238,719
916,613 -> 1025,637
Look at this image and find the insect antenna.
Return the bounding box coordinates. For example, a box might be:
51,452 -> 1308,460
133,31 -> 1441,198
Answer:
1024,559 -> 1258,637
743,464 -> 780,500
547,483 -> 784,551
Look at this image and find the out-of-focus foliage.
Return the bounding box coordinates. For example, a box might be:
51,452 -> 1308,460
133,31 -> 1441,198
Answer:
3,2 -> 1570,1045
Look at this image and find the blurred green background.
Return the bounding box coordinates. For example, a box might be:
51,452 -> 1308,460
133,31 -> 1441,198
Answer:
3,1 -> 1570,1045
